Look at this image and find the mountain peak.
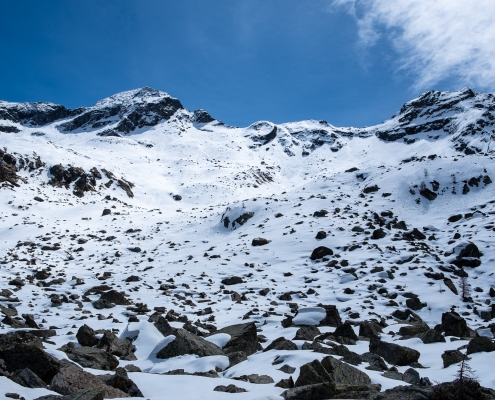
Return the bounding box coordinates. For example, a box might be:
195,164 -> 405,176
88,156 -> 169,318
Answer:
93,87 -> 175,109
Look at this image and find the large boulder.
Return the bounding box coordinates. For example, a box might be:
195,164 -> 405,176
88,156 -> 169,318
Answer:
466,337 -> 495,355
419,329 -> 446,344
76,324 -> 98,347
440,312 -> 470,337
263,337 -> 298,352
293,326 -> 321,341
93,290 -> 130,309
333,322 -> 358,341
310,246 -> 333,260
61,342 -> 119,370
34,389 -> 106,400
9,367 -> 47,388
50,359 -> 128,398
317,304 -> 342,327
359,321 -> 382,340
97,367 -> 143,397
441,350 -> 464,368
97,331 -> 136,360
156,328 -> 224,359
214,322 -> 259,365
369,338 -> 420,366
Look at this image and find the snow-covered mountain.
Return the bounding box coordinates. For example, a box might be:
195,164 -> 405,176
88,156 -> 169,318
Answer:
1,88 -> 495,400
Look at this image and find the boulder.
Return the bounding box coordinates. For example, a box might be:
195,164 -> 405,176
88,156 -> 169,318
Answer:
369,338 -> 420,366
214,322 -> 259,362
466,337 -> 495,355
440,312 -> 470,337
310,246 -> 333,260
333,322 -> 358,341
315,231 -> 327,239
233,374 -> 274,384
156,329 -> 224,359
252,238 -> 269,246
406,297 -> 426,311
293,326 -> 321,341
61,343 -> 119,370
317,304 -> 342,327
97,368 -> 143,397
50,359 -> 128,398
398,323 -> 430,339
441,350 -> 464,368
97,331 -> 136,360
263,337 -> 298,352
76,325 -> 98,347
419,329 -> 446,344
34,389 -> 106,400
221,276 -> 244,285
359,321 -> 382,340
213,384 -> 247,393
371,229 -> 386,239
9,367 -> 47,388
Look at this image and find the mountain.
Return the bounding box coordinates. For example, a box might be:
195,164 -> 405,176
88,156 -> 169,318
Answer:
1,88 -> 495,400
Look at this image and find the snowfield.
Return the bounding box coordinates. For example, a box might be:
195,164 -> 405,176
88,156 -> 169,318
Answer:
0,87 -> 495,399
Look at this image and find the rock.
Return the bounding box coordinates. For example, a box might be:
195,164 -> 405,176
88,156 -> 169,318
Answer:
310,246 -> 333,260
275,377 -> 295,389
420,188 -> 437,200
448,214 -> 463,223
441,350 -> 465,368
279,364 -> 297,374
294,326 -> 321,341
315,231 -> 327,239
50,359 -> 128,398
214,322 -> 259,363
102,209 -> 111,216
156,329 -> 224,359
371,229 -> 386,239
93,290 -> 130,309
466,337 -> 495,354
264,337 -> 298,352
282,383 -> 380,400
172,194 -> 182,201
313,210 -> 329,218
419,329 -> 446,344
317,304 -> 342,327
252,238 -> 269,246
233,374 -> 274,384
61,342 -> 119,370
406,297 -> 426,311
221,276 -> 244,285
34,388 -> 106,400
97,331 -> 136,360
9,367 -> 47,388
458,242 -> 482,258
403,368 -> 421,385
333,321 -> 358,341
369,338 -> 420,366
0,341 -> 60,384
361,352 -> 387,371
443,278 -> 458,295
34,196 -> 45,202
76,325 -> 98,347
97,368 -> 143,397
363,185 -> 379,193
295,356 -> 371,387
440,312 -> 470,337
398,323 -> 430,339
213,384 -> 247,393
359,321 -> 382,340
369,385 -> 433,400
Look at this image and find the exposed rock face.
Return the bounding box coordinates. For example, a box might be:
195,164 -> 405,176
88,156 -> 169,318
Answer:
0,101 -> 73,126
214,322 -> 259,365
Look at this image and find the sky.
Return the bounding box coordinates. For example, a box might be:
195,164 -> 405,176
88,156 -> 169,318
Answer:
0,0 -> 494,128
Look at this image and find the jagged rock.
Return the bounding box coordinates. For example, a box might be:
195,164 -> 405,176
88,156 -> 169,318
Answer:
372,229 -> 386,239
76,324 -> 98,347
93,290 -> 130,309
97,331 -> 136,360
466,336 -> 495,354
310,246 -> 333,260
398,323 -> 430,339
60,342 -> 119,370
441,349 -> 464,368
279,364 -> 297,374
359,321 -> 382,340
406,297 -> 426,311
333,321 -> 358,341
294,326 -> 321,341
9,368 -> 47,388
156,328 -> 223,359
439,312 -> 470,337
317,304 -> 342,327
420,187 -> 437,200
50,359 -> 128,398
369,338 -> 420,366
360,352 -> 387,371
443,278 -> 458,295
368,385 -> 433,400
97,368 -> 143,397
214,322 -> 259,366
419,329 -> 446,344
263,337 -> 298,352
403,368 -> 421,385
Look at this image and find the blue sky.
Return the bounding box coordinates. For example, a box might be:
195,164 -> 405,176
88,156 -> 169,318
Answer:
0,1 -> 493,127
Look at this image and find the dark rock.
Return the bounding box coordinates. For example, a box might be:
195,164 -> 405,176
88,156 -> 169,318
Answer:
420,188 -> 437,201
448,214 -> 463,223
34,388 -> 106,400
93,290 -> 130,309
102,209 -> 111,216
419,329 -> 446,344
333,321 -> 358,341
9,367 -> 47,388
221,276 -> 244,285
61,342 -> 119,370
372,229 -> 386,239
214,322 -> 259,366
264,337 -> 298,352
369,385 -> 432,400
458,242 -> 482,259
313,210 -> 329,218
466,336 -> 495,354
76,325 -> 98,347
398,323 -> 430,339
279,364 -> 297,374
97,331 -> 136,360
406,297 -> 426,311
233,374 -> 274,384
369,338 -> 420,366
156,329 -> 224,359
317,304 -> 342,327
310,246 -> 333,260
96,368 -> 143,397
315,231 -> 327,239
443,278 -> 458,295
294,326 -> 321,341
361,352 -> 387,371
440,312 -> 470,337
403,368 -> 421,385
359,321 -> 382,340
441,349 -> 464,368
363,185 -> 379,194
252,237 -> 269,246
213,384 -> 247,393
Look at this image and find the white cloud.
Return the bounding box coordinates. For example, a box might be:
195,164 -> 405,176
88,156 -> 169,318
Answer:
332,0 -> 495,90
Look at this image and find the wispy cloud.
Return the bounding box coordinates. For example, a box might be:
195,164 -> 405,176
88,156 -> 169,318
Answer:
332,0 -> 495,90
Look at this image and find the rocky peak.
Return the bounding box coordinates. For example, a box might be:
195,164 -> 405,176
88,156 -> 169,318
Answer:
0,101 -> 73,126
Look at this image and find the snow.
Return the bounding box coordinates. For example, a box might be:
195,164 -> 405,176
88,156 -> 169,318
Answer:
0,87 -> 495,399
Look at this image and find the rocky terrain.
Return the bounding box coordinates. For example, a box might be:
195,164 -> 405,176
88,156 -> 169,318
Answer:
0,87 -> 495,399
